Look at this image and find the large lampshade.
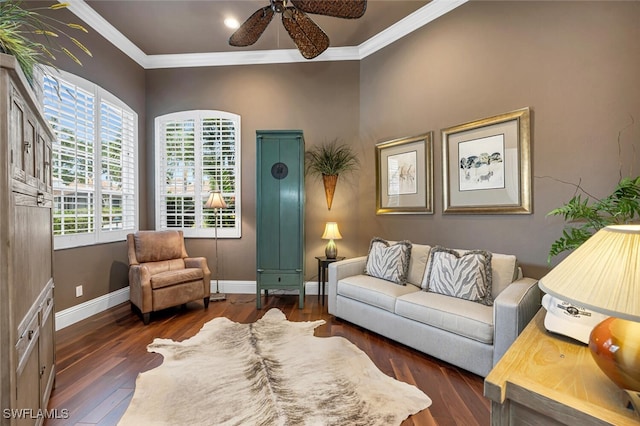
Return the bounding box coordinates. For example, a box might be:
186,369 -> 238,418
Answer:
539,225 -> 640,321
539,224 -> 640,411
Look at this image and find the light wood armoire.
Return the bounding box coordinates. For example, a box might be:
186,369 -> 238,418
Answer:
0,54 -> 56,425
256,130 -> 305,309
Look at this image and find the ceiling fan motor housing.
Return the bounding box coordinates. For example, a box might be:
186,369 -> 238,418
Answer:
271,0 -> 287,13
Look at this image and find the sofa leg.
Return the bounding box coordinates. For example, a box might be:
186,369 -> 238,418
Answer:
142,313 -> 151,325
204,297 -> 210,309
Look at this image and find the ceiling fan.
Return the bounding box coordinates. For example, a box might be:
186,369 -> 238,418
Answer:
229,0 -> 367,59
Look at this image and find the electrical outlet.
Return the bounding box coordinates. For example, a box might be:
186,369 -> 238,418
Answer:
75,285 -> 83,298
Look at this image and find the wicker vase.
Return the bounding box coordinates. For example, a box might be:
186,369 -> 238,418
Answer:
322,174 -> 338,210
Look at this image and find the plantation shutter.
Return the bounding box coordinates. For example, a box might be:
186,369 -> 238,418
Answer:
156,111 -> 241,238
43,76 -> 96,236
100,99 -> 136,232
159,119 -> 197,229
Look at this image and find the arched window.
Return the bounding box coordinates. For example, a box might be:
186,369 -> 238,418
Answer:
155,110 -> 241,238
42,71 -> 138,249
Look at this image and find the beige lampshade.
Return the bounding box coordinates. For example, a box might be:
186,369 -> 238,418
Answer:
321,222 -> 342,240
204,191 -> 227,209
538,224 -> 640,321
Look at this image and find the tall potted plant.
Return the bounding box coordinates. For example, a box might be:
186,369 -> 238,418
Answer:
0,1 -> 91,83
547,175 -> 640,262
305,139 -> 359,210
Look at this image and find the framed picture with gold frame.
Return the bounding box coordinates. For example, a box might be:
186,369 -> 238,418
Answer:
442,107 -> 531,214
376,132 -> 434,215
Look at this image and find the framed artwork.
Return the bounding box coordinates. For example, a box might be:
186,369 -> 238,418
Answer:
376,132 -> 434,214
441,107 -> 531,214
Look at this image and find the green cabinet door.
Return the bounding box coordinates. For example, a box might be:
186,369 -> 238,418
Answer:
256,130 -> 305,308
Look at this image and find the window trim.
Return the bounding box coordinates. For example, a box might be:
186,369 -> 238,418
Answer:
42,69 -> 139,250
154,110 -> 242,238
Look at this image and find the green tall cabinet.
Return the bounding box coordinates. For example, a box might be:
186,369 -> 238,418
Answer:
256,130 -> 305,309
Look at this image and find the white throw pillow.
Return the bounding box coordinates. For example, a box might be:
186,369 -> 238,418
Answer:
364,237 -> 412,285
424,246 -> 493,306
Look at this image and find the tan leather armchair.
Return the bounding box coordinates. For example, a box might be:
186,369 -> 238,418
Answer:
127,230 -> 211,324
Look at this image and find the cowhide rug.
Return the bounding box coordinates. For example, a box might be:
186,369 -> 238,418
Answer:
118,308 -> 431,426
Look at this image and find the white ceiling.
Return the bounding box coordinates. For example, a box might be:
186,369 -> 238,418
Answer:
64,0 -> 468,68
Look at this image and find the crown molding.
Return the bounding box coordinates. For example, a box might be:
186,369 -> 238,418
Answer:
64,0 -> 149,67
62,0 -> 468,69
144,46 -> 362,69
357,0 -> 469,59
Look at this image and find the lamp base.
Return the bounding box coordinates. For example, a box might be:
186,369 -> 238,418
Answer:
325,239 -> 337,259
209,292 -> 226,302
589,317 -> 640,414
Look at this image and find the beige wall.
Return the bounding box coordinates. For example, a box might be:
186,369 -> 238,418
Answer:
34,3 -> 147,310
49,1 -> 640,311
358,1 -> 640,279
145,62 -> 362,281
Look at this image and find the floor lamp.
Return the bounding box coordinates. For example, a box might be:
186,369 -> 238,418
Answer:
205,190 -> 227,301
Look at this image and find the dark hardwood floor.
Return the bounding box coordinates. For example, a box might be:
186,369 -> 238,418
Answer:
45,294 -> 490,425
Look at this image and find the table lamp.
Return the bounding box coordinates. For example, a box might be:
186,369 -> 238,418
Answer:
322,222 -> 342,259
204,190 -> 227,302
538,224 -> 640,412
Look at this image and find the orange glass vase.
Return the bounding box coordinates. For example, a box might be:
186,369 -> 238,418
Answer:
589,317 -> 640,411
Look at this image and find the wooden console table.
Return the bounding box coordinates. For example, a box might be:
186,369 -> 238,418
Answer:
485,310 -> 639,425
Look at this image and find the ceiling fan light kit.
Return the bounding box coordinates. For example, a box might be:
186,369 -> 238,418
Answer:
230,0 -> 367,59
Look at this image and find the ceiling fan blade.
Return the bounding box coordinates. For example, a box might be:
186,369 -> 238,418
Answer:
290,0 -> 367,19
229,6 -> 275,47
282,8 -> 330,59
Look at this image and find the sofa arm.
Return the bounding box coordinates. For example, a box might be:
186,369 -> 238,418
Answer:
492,277 -> 541,365
327,256 -> 367,315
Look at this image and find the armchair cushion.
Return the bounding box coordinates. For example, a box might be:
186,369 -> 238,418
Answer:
150,268 -> 204,289
133,230 -> 188,263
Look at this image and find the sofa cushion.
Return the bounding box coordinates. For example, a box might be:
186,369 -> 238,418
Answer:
407,244 -> 431,287
364,237 -> 412,285
337,274 -> 420,313
395,291 -> 494,344
489,253 -> 518,299
150,268 -> 204,289
425,247 -> 493,306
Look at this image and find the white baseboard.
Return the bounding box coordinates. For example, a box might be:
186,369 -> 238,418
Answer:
55,287 -> 130,331
221,280 -> 321,295
55,280 -> 325,330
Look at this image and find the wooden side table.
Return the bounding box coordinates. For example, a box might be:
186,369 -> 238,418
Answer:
315,256 -> 344,305
485,309 -> 639,425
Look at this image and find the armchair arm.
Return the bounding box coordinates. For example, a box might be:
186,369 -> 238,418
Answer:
328,256 -> 367,315
492,277 -> 541,365
185,257 -> 212,294
129,264 -> 153,313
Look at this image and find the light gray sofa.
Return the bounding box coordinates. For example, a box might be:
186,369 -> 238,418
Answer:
327,242 -> 541,377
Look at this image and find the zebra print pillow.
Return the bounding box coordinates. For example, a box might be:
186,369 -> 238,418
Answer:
364,238 -> 412,285
425,247 -> 493,305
